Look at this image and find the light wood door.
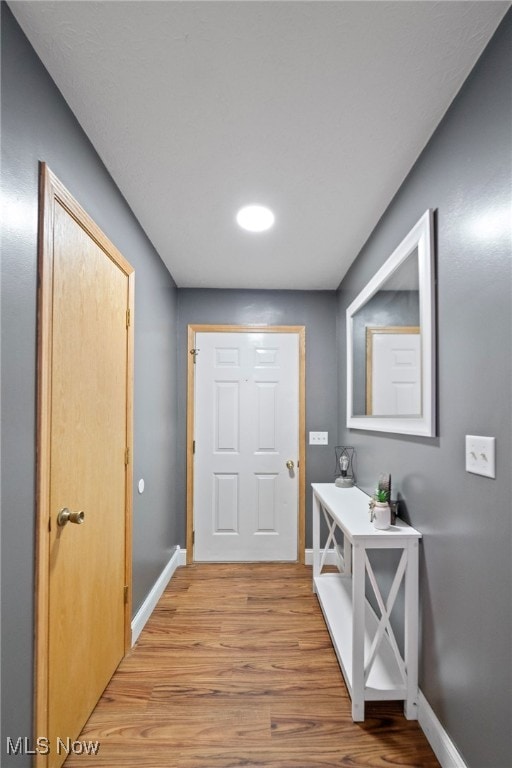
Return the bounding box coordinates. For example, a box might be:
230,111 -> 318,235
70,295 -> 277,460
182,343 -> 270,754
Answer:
36,165 -> 133,768
193,331 -> 299,561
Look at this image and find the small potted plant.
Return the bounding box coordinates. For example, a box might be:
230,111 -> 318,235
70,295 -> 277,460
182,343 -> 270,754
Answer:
370,487 -> 391,530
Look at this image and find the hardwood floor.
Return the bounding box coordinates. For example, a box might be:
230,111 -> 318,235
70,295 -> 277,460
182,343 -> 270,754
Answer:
65,563 -> 440,768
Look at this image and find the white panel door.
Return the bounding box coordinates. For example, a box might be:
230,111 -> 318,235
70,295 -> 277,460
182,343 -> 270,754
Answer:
194,332 -> 299,561
371,331 -> 421,415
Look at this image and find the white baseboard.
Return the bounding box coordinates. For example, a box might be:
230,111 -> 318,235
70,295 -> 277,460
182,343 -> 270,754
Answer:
418,690 -> 468,768
131,546 -> 184,645
177,547 -> 187,566
304,548 -> 339,566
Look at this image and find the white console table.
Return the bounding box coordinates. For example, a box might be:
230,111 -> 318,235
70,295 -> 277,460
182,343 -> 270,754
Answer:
312,483 -> 422,722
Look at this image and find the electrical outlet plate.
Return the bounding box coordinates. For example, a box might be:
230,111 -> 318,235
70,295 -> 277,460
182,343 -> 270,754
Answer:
465,435 -> 495,478
309,431 -> 328,445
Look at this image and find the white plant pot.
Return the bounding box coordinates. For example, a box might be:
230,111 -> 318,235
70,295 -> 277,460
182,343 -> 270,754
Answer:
373,502 -> 391,530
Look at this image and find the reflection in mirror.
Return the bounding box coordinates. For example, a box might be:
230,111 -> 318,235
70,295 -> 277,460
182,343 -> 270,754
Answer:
352,248 -> 420,416
366,325 -> 420,416
346,210 -> 436,437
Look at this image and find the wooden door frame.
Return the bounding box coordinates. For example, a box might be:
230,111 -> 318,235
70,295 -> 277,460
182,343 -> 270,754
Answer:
35,164 -> 134,765
187,324 -> 306,565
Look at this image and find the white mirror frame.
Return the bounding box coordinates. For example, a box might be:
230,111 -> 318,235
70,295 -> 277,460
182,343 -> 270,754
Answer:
346,209 -> 436,437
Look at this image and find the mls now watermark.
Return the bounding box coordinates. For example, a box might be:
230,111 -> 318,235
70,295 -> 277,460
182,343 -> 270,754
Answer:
6,736 -> 100,756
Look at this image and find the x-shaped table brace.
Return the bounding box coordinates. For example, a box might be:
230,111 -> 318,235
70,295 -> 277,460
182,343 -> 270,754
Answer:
363,550 -> 407,685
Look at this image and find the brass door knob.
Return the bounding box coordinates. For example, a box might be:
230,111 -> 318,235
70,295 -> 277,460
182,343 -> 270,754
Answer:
286,460 -> 295,470
57,508 -> 85,526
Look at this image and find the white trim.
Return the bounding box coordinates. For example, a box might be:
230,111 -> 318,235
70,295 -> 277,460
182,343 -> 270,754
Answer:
418,690 -> 468,768
177,547 -> 187,566
305,548 -> 339,566
131,546 -> 185,645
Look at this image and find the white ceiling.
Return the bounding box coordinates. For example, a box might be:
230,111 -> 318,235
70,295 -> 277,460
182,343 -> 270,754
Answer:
10,1 -> 509,289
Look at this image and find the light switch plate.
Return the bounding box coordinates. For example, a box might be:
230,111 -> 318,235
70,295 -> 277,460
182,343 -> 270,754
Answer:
465,435 -> 495,478
309,431 -> 328,445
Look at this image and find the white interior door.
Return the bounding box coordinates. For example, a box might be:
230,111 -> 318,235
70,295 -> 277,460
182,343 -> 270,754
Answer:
194,331 -> 299,561
370,329 -> 421,415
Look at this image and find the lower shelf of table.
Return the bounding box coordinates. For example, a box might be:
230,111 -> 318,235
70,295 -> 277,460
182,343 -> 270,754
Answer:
314,573 -> 406,701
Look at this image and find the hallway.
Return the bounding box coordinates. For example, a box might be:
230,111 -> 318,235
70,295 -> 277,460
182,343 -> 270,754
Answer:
65,563 -> 439,768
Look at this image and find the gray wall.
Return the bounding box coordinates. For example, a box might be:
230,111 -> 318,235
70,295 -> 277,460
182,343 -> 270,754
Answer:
1,6 -> 179,764
337,12 -> 511,768
177,289 -> 338,549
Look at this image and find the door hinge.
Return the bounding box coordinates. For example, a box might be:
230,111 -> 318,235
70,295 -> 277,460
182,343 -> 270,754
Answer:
192,530 -> 195,544
193,440 -> 196,454
124,585 -> 129,604
125,447 -> 130,465
189,348 -> 200,363
126,309 -> 131,328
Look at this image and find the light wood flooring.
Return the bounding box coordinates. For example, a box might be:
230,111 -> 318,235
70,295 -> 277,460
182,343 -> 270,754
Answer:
66,563 -> 440,768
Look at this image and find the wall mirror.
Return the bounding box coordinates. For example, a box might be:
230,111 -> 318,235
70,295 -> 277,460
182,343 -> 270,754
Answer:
346,209 -> 436,436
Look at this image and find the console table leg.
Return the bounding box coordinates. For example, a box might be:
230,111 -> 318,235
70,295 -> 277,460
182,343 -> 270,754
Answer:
312,492 -> 320,592
404,539 -> 419,720
351,542 -> 366,722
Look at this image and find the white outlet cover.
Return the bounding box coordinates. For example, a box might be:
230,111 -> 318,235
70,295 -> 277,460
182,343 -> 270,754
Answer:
309,431 -> 328,445
465,435 -> 495,478
138,478 -> 145,494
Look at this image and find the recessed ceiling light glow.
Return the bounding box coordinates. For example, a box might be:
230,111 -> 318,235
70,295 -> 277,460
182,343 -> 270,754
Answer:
236,205 -> 275,232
